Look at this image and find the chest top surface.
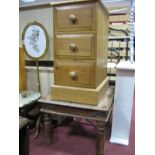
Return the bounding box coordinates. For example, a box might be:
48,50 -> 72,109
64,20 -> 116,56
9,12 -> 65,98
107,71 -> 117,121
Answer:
50,0 -> 97,6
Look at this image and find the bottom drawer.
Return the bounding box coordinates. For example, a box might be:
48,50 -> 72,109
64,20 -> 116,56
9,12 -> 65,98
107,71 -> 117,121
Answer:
54,60 -> 95,88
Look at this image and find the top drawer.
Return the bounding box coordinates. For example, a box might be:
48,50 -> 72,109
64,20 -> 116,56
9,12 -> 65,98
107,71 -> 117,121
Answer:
54,3 -> 96,32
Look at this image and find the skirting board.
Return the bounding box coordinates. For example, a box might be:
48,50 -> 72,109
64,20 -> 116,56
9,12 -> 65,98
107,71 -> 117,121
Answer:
51,77 -> 109,106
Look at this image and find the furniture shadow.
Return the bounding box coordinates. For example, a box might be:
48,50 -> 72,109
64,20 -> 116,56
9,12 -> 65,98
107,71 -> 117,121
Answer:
67,122 -> 96,139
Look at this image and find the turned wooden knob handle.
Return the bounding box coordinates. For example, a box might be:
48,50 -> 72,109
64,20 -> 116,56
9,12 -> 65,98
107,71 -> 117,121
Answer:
69,14 -> 77,23
69,71 -> 77,81
69,43 -> 77,52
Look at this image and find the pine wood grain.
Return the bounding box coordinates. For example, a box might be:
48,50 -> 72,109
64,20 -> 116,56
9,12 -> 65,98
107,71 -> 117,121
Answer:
51,77 -> 109,105
54,60 -> 95,88
54,3 -> 96,32
95,2 -> 109,87
55,33 -> 95,59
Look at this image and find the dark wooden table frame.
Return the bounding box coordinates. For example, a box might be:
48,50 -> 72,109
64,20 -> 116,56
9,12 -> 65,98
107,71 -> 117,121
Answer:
38,88 -> 114,155
19,101 -> 38,118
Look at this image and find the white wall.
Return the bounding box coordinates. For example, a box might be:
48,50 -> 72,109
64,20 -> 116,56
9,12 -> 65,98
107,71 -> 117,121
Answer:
26,67 -> 54,97
19,8 -> 54,97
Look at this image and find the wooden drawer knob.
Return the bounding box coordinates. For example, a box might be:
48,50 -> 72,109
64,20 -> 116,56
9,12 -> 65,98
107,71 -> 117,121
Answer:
69,14 -> 77,23
69,71 -> 78,81
69,43 -> 77,52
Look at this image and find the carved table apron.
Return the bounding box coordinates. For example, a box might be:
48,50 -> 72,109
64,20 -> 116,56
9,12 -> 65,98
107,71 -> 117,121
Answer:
38,88 -> 114,155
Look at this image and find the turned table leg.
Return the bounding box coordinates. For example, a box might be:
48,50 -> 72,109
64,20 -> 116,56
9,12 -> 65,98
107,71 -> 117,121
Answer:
44,113 -> 52,144
96,121 -> 106,155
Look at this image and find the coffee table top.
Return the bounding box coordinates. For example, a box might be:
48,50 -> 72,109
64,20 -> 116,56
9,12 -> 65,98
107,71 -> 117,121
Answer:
19,90 -> 41,108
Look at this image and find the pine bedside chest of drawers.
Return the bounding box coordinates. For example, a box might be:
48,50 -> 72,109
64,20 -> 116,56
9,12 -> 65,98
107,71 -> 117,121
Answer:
51,0 -> 109,106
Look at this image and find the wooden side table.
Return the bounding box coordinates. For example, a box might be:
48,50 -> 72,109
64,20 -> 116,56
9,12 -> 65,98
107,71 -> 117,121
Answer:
38,88 -> 114,155
19,91 -> 41,135
19,91 -> 41,118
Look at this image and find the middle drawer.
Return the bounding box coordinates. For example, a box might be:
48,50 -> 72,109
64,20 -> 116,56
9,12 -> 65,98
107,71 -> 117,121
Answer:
54,60 -> 95,88
54,33 -> 95,59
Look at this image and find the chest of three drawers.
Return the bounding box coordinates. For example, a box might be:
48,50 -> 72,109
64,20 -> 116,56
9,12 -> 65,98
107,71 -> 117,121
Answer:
51,1 -> 109,105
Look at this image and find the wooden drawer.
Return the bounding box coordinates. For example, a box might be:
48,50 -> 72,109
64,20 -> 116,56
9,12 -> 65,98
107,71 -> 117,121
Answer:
54,3 -> 96,31
55,33 -> 95,59
54,60 -> 95,88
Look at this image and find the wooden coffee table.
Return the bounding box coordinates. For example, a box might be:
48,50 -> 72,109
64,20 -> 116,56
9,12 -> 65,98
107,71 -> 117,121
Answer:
38,88 -> 114,155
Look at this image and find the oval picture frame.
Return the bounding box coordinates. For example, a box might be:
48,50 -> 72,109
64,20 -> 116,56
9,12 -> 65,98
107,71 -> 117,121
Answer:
22,21 -> 49,59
